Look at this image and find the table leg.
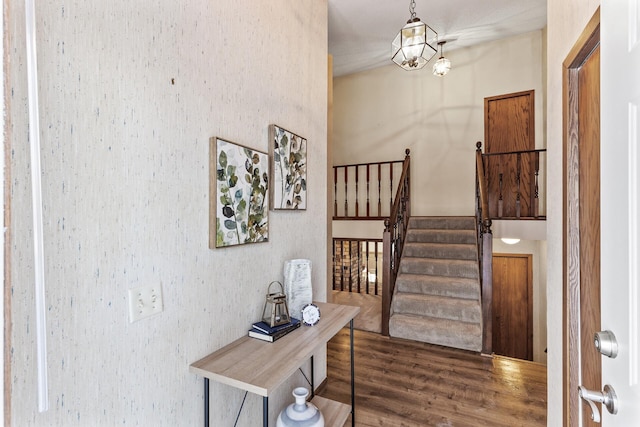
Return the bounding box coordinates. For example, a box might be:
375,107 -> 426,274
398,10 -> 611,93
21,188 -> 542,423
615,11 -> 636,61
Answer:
350,319 -> 355,427
204,378 -> 209,427
310,355 -> 315,398
263,396 -> 268,427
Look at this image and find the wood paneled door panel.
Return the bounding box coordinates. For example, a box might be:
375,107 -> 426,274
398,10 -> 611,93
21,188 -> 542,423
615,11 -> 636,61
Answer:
492,253 -> 533,361
484,90 -> 535,218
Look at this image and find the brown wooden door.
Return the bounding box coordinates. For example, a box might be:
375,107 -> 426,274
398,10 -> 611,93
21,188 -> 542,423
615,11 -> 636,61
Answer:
484,90 -> 535,218
563,10 -> 601,427
492,253 -> 533,360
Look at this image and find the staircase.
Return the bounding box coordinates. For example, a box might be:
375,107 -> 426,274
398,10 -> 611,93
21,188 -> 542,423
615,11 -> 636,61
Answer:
388,216 -> 482,352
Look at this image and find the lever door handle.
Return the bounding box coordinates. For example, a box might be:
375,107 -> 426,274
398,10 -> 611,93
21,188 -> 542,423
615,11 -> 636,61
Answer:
578,384 -> 618,423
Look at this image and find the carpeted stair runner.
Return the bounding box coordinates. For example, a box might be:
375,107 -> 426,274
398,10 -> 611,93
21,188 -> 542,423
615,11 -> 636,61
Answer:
389,216 -> 482,352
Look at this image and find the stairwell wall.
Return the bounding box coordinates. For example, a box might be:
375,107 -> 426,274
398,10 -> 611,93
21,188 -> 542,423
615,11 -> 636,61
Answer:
332,30 -> 545,219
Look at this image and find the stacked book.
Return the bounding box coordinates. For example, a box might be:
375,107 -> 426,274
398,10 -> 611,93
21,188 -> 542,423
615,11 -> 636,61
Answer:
248,318 -> 301,342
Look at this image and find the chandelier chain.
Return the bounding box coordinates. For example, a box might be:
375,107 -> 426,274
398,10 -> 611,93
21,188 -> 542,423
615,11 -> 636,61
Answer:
409,0 -> 416,19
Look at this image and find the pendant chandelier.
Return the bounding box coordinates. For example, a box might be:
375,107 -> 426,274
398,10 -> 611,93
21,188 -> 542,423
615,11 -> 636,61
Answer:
432,41 -> 451,76
391,0 -> 438,71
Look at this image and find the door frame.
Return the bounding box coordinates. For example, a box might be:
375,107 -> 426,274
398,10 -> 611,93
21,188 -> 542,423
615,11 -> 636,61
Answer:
562,8 -> 601,427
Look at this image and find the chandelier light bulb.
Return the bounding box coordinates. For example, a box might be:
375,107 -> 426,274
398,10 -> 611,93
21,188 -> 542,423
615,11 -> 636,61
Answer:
432,41 -> 451,76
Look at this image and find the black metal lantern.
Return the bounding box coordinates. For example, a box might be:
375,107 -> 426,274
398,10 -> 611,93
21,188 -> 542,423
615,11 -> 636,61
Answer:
262,281 -> 291,327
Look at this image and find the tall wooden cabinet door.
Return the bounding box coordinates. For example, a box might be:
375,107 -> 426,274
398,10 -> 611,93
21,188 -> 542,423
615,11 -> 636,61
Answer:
484,91 -> 535,218
492,253 -> 533,360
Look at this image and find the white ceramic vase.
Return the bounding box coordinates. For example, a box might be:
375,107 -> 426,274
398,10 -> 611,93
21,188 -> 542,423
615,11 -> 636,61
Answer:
276,387 -> 324,427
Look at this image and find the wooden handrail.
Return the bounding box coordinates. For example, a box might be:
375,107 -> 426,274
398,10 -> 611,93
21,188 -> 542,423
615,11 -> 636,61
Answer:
333,159 -> 404,168
482,148 -> 547,157
476,142 -> 491,229
332,216 -> 389,221
381,149 -> 411,336
389,158 -> 410,222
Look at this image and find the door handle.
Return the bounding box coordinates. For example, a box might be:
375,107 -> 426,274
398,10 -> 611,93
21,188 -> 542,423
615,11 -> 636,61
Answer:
594,330 -> 618,358
578,384 -> 618,423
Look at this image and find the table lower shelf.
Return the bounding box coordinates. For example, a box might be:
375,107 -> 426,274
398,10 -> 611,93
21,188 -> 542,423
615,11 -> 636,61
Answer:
312,396 -> 351,426
190,303 -> 359,426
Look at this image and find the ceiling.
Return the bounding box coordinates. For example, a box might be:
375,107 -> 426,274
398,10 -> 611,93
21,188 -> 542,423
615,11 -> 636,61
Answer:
328,0 -> 547,77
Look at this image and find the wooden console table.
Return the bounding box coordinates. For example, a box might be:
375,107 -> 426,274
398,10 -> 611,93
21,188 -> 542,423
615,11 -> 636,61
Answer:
189,302 -> 359,427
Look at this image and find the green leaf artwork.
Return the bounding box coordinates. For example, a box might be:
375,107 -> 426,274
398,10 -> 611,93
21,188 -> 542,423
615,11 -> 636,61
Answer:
214,138 -> 269,247
270,125 -> 307,210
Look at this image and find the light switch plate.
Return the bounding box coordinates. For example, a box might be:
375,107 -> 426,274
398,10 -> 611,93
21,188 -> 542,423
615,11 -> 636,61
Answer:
128,285 -> 163,322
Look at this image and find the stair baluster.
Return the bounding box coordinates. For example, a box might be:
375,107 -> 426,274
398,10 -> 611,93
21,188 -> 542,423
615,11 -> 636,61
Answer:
377,163 -> 382,217
344,167 -> 348,217
498,172 -> 504,218
355,167 -> 359,217
516,153 -> 522,218
334,168 -> 338,218
366,164 -> 371,217
534,151 -> 540,218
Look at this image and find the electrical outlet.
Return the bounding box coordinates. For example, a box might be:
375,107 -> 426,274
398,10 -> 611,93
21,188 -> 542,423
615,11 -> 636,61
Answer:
128,285 -> 163,322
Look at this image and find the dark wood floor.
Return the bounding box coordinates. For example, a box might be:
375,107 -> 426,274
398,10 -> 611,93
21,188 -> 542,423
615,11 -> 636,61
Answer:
317,329 -> 547,427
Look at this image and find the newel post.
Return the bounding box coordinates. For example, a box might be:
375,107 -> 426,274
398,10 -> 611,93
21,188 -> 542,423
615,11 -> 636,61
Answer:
481,219 -> 493,355
405,148 -> 411,220
381,219 -> 392,336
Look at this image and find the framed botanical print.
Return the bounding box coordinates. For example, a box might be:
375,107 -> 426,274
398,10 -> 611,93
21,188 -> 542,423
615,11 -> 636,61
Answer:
269,124 -> 307,210
210,137 -> 269,248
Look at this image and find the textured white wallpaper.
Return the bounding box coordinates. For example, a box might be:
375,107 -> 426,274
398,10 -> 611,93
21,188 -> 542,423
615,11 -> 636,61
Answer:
7,1 -> 328,425
1,0 -> 5,420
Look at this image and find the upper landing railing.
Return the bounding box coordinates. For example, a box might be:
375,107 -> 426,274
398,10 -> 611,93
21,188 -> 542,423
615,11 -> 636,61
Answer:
333,152 -> 408,220
332,150 -> 411,337
477,142 -> 547,220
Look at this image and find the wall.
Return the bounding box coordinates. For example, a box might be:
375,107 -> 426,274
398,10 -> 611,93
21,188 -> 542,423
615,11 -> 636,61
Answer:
6,1 -> 328,425
332,31 -> 545,217
1,0 -> 5,420
546,0 -> 600,424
